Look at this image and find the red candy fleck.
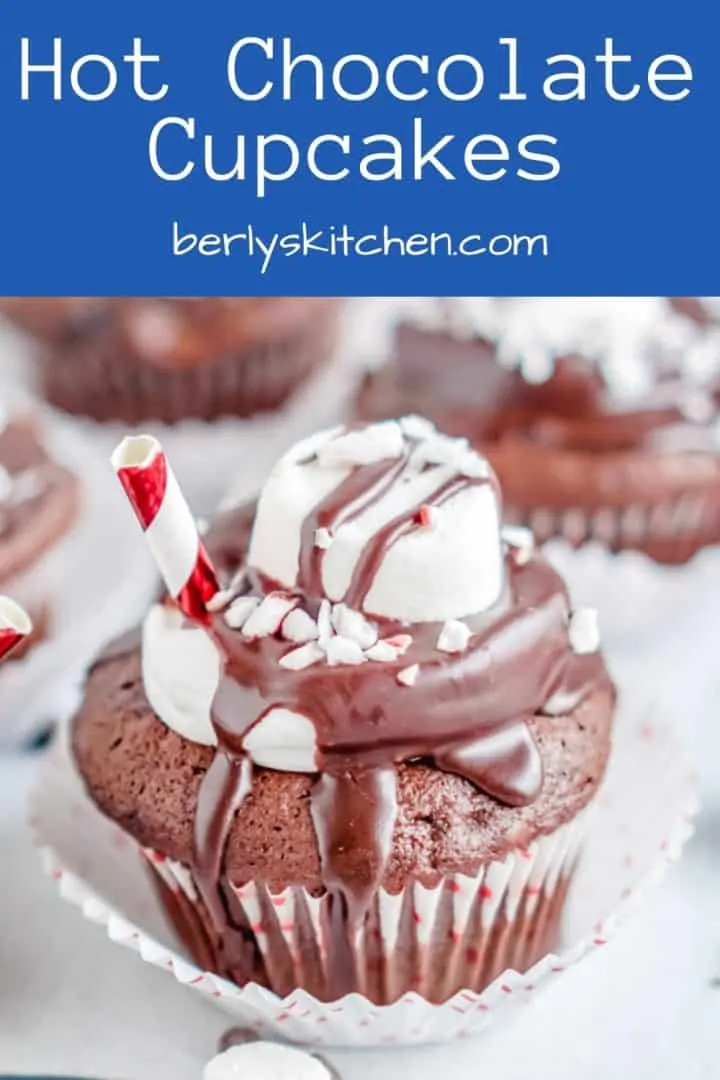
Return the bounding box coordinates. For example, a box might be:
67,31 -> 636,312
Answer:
416,504 -> 434,527
385,634 -> 412,652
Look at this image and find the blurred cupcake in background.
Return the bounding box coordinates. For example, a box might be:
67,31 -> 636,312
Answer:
357,298 -> 720,566
0,407 -> 80,661
0,297 -> 341,424
72,417 -> 615,1006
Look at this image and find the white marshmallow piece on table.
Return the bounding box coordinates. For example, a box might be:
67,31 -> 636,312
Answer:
203,1042 -> 331,1080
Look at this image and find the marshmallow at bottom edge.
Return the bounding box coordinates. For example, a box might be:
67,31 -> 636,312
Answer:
204,1042 -> 334,1080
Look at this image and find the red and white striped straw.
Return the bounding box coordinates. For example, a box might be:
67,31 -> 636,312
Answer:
111,435 -> 219,622
0,596 -> 33,662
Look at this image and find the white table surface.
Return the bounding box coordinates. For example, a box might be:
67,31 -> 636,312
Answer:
2,618 -> 720,1079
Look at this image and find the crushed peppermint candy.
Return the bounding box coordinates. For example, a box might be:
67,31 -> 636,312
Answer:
416,504 -> 438,528
279,641 -> 325,670
331,603 -> 378,650
281,608 -> 319,643
411,434 -> 469,470
242,594 -> 297,639
502,525 -> 534,565
366,640 -> 400,662
397,664 -> 420,686
436,619 -> 472,653
224,595 -> 260,630
317,421 -> 404,467
385,634 -> 412,654
317,599 -> 333,645
457,449 -> 491,480
325,635 -> 367,666
568,608 -> 600,654
314,527 -> 333,550
399,415 -> 437,440
206,588 -> 236,614
409,432 -> 491,481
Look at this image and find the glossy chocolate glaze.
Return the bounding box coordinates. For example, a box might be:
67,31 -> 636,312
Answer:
181,454 -> 609,997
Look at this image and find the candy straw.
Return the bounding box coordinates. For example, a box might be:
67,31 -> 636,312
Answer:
0,596 -> 33,661
111,435 -> 219,622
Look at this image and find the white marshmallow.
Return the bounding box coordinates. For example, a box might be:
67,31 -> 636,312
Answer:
203,1042 -> 330,1080
568,608 -> 600,655
243,708 -> 318,772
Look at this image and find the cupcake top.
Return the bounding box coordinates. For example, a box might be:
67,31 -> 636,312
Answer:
126,418 -> 611,894
0,297 -> 334,369
142,419 -> 607,797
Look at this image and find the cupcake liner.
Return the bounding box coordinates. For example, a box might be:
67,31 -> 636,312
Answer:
142,805 -> 588,1007
31,698 -> 696,1047
521,497 -> 720,564
0,392 -> 158,745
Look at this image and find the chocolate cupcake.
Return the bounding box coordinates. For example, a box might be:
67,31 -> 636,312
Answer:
0,409 -> 80,659
357,298 -> 720,565
0,297 -> 340,423
72,418 -> 615,1005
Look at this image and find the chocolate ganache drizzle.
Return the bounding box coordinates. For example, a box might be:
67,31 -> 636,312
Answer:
183,419 -> 608,996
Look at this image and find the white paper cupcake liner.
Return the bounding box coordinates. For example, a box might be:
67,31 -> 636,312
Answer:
141,804 -> 588,1008
31,697 -> 696,1047
0,392 -> 158,744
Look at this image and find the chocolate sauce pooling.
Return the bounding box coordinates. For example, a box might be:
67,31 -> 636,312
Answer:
182,451 -> 609,997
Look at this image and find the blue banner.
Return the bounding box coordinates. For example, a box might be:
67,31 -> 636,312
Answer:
0,0 -> 717,295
